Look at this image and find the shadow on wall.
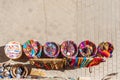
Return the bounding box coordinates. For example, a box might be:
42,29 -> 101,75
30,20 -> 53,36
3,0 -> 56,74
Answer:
0,46 -> 29,63
101,73 -> 118,80
0,46 -> 10,62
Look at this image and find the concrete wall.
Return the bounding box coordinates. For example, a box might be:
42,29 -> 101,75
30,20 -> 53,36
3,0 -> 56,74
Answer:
0,0 -> 120,80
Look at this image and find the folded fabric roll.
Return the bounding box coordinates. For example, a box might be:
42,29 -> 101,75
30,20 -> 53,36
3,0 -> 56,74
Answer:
97,42 -> 114,58
61,41 -> 78,58
87,57 -> 105,67
78,40 -> 96,57
23,40 -> 42,59
10,64 -> 28,78
44,42 -> 60,58
4,41 -> 22,60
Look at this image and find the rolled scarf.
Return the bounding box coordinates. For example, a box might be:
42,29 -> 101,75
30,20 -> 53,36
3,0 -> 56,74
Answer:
23,40 -> 42,59
78,40 -> 96,57
97,42 -> 114,58
87,57 -> 105,67
44,42 -> 60,58
10,64 -> 28,78
61,41 -> 78,58
4,41 -> 22,60
65,57 -> 104,68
